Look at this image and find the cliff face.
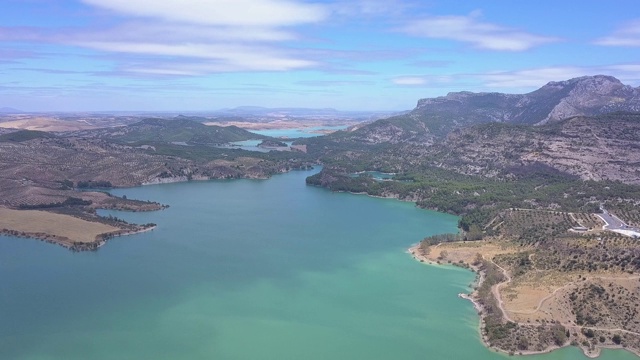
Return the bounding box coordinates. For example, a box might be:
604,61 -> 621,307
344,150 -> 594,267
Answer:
415,75 -> 640,127
351,75 -> 640,142
530,75 -> 640,124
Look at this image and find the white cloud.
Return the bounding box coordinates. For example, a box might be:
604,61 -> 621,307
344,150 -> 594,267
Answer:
595,19 -> 640,47
390,64 -> 640,91
609,64 -> 640,72
0,0 -> 330,76
391,76 -> 427,85
480,67 -> 586,88
480,65 -> 640,89
76,41 -> 317,72
401,12 -> 559,51
332,0 -> 414,17
79,22 -> 298,43
296,80 -> 373,86
391,75 -> 455,86
82,0 -> 328,27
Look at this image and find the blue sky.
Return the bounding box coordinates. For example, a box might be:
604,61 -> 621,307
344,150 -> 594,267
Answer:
1,0 -> 640,111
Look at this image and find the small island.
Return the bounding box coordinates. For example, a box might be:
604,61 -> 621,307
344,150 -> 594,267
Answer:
257,139 -> 290,149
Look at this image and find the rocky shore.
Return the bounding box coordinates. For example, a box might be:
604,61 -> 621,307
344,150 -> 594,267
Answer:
408,244 -> 640,358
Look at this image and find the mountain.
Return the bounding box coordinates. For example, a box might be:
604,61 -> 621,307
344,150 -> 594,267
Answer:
0,130 -> 56,142
0,107 -> 22,113
86,118 -> 266,144
212,106 -> 399,120
217,106 -> 341,116
429,112 -> 640,184
347,75 -> 640,143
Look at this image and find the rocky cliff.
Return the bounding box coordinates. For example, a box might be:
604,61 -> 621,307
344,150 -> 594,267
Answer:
348,75 -> 640,143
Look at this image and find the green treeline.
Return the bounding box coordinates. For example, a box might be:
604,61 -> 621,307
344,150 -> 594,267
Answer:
307,166 -> 640,233
76,180 -> 113,188
19,197 -> 92,209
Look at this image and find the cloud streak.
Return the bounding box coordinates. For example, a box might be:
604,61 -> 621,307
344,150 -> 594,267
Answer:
75,41 -> 318,73
0,0 -> 331,75
391,64 -> 640,90
82,0 -> 328,26
595,19 -> 640,47
400,12 -> 559,51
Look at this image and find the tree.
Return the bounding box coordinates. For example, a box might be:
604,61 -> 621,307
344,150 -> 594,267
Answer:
612,334 -> 622,344
552,324 -> 567,346
467,224 -> 484,241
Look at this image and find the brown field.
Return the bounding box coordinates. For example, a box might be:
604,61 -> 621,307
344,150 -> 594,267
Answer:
506,273 -> 640,324
416,236 -> 640,356
0,117 -> 97,132
502,273 -> 571,323
0,207 -> 118,243
425,240 -> 517,264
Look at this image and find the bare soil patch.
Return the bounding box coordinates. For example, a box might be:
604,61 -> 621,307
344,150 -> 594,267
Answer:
0,207 -> 118,244
0,118 -> 96,132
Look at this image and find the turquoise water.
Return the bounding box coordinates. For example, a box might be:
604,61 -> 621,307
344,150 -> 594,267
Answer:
217,140 -> 271,153
0,168 -> 637,359
250,125 -> 348,138
219,140 -> 294,153
351,171 -> 396,180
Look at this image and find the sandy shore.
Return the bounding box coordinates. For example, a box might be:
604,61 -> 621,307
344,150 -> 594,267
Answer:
107,225 -> 156,240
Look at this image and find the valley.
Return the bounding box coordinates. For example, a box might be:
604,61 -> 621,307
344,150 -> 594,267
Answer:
1,75 -> 640,357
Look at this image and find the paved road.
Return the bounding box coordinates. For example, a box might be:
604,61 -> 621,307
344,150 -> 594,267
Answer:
598,209 -> 627,229
597,207 -> 640,237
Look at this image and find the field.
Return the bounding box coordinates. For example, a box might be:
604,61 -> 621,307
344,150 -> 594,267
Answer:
0,207 -> 119,244
0,117 -> 97,132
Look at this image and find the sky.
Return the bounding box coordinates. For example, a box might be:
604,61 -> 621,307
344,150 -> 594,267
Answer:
1,0 -> 640,112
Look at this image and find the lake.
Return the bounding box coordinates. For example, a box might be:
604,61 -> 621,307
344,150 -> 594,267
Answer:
0,168 -> 636,359
249,125 -> 349,138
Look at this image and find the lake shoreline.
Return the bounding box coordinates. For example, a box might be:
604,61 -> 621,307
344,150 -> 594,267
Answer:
0,218 -> 157,252
408,244 -> 640,359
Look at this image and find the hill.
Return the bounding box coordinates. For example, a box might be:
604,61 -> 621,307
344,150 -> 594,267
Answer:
87,118 -> 266,145
429,112 -> 640,184
306,110 -> 640,233
0,107 -> 22,113
344,75 -> 640,143
0,129 -> 57,142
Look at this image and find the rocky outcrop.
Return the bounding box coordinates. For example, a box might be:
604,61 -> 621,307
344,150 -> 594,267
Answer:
428,112 -> 640,184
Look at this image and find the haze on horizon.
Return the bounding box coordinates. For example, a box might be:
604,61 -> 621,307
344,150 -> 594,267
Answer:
1,0 -> 640,112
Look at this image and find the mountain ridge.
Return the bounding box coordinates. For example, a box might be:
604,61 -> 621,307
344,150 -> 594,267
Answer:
80,118 -> 267,145
348,75 -> 640,143
0,107 -> 23,113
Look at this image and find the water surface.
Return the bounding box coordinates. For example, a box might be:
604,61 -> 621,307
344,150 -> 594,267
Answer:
250,125 -> 348,138
0,169 -> 636,359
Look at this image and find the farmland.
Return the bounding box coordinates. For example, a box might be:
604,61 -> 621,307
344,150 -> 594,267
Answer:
0,207 -> 119,247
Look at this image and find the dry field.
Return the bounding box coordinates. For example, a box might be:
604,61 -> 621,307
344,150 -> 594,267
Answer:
0,117 -> 97,132
424,240 -> 518,265
0,207 -> 119,244
418,238 -> 640,356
